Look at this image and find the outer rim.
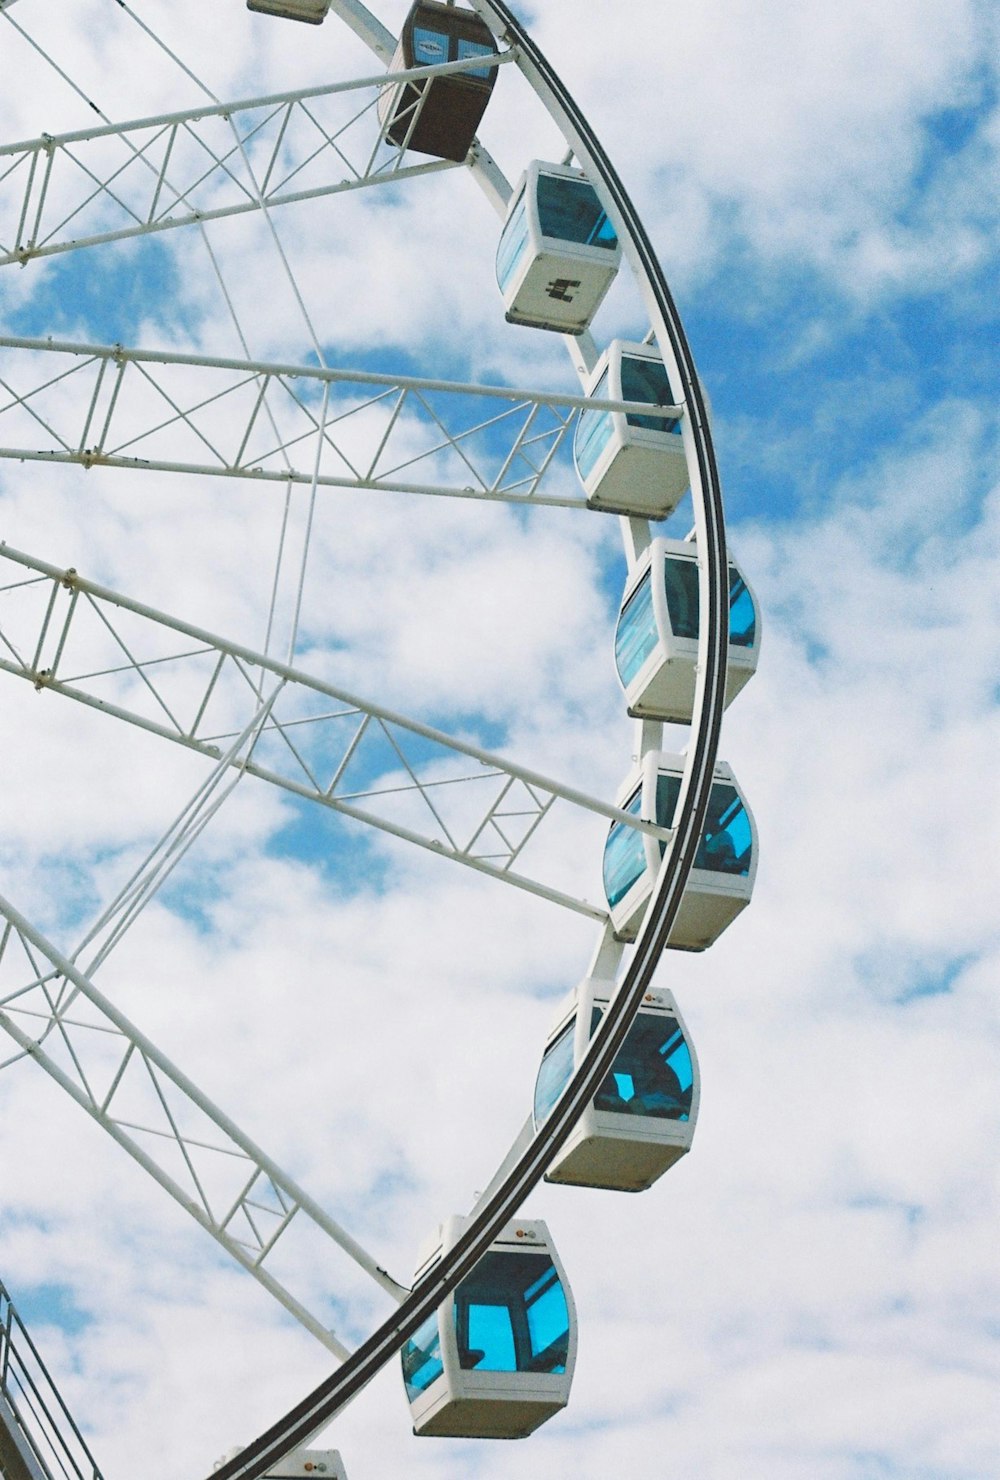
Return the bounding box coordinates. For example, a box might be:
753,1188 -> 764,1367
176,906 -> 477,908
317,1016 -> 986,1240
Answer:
206,2 -> 731,1475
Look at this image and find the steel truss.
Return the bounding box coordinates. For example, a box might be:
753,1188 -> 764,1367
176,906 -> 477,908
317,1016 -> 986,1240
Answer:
0,53 -> 519,266
0,542 -> 666,919
0,896 -> 410,1360
0,334 -> 680,507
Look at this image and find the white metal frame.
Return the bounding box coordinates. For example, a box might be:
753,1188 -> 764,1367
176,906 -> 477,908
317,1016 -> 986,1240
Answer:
0,333 -> 680,508
0,895 -> 409,1358
0,55 -> 525,267
0,542 -> 673,922
0,0 -> 743,1472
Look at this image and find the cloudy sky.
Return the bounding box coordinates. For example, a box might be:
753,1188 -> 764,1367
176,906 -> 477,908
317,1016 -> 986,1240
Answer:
0,1 -> 997,1478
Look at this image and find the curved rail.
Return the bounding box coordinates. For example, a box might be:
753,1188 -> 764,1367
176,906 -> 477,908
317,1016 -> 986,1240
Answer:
207,2 -> 729,1475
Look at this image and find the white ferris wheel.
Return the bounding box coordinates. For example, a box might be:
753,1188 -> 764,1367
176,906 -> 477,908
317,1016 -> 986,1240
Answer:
0,1 -> 760,1476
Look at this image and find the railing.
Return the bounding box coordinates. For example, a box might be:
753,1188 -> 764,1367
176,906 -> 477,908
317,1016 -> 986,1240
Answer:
0,1278 -> 104,1480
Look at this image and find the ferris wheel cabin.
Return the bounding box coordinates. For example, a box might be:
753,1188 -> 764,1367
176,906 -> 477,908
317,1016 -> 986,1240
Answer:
401,1216 -> 576,1439
534,979 -> 699,1191
378,2 -> 499,162
616,537 -> 761,723
496,161 -> 622,334
603,752 -> 757,948
574,340 -> 688,518
246,0 -> 331,21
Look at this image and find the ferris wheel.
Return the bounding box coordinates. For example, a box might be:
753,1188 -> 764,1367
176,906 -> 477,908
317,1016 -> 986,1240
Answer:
0,1 -> 760,1476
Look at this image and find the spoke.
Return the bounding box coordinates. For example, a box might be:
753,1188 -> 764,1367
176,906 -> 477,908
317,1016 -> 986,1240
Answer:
0,56 -> 517,266
0,335 -> 681,509
77,685 -> 284,978
0,896 -> 410,1357
0,543 -> 671,921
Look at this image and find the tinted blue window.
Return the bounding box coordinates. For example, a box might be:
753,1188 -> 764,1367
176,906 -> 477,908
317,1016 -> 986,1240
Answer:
533,1018 -> 575,1125
401,1308 -> 443,1401
524,1265 -> 569,1372
615,571 -> 658,686
655,773 -> 751,876
466,1301 -> 515,1370
496,190 -> 529,291
574,369 -> 613,480
728,572 -> 756,647
536,174 -> 617,250
412,26 -> 448,65
699,782 -> 752,875
456,1252 -> 569,1375
620,354 -> 680,434
662,558 -> 699,639
456,37 -> 494,79
591,1007 -> 693,1121
663,558 -> 757,648
602,785 -> 646,909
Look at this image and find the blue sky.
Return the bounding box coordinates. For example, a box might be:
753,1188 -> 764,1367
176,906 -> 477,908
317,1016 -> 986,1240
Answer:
0,2 -> 998,1479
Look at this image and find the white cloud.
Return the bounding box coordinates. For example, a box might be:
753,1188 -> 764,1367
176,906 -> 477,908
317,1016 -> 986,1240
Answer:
521,0 -> 998,300
1,4 -> 998,1480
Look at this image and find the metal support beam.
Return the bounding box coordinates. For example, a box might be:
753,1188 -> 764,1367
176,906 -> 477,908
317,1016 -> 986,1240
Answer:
0,904 -> 411,1359
0,542 -> 674,925
0,334 -> 679,508
0,54 -> 517,266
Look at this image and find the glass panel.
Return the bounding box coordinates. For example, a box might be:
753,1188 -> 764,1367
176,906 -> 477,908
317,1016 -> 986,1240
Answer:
496,189 -> 529,292
698,782 -> 752,875
456,1252 -> 570,1375
654,773 -> 751,875
412,26 -> 449,66
591,1007 -> 694,1120
533,1018 -> 576,1125
727,571 -> 756,647
663,558 -> 758,648
620,354 -> 680,434
662,557 -> 699,639
536,173 -> 617,250
401,1308 -> 443,1401
524,1266 -> 569,1373
602,785 -> 646,909
654,773 -> 681,847
466,1302 -> 516,1370
456,36 -> 494,79
615,570 -> 658,686
574,369 -> 613,480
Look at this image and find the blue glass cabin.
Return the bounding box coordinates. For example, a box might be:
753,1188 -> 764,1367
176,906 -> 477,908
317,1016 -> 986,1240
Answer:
378,2 -> 499,162
402,1216 -> 576,1438
534,979 -> 699,1191
603,753 -> 757,948
496,162 -> 622,334
615,537 -> 761,722
574,340 -> 689,518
